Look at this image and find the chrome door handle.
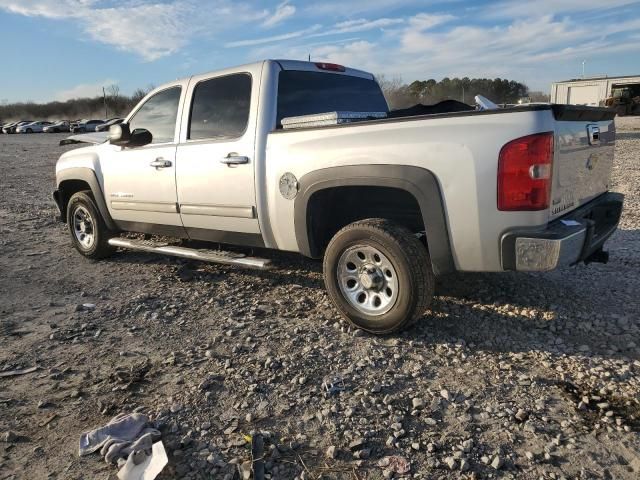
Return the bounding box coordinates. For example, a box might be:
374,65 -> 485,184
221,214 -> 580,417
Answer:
150,158 -> 172,168
220,154 -> 249,165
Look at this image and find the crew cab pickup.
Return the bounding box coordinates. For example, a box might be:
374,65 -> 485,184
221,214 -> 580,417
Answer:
53,59 -> 624,334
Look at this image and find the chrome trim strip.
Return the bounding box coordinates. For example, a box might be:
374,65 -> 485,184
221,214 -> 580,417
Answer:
179,204 -> 255,218
111,201 -> 178,213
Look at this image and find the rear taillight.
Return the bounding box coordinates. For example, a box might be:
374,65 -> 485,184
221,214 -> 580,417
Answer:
497,132 -> 554,211
315,62 -> 346,72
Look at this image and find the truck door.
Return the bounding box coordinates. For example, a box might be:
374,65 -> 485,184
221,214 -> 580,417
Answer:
101,85 -> 185,233
175,68 -> 261,245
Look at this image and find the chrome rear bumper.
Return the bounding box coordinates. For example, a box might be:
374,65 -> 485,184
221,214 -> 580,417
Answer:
501,192 -> 624,271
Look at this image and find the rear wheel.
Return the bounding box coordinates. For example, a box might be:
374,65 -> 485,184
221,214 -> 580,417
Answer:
66,191 -> 115,259
323,218 -> 434,334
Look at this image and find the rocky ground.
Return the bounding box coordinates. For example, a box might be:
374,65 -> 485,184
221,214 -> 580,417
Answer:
1,117 -> 639,480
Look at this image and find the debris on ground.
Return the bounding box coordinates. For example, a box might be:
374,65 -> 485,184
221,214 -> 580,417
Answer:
378,455 -> 411,474
79,413 -> 160,464
116,440 -> 168,480
0,366 -> 38,378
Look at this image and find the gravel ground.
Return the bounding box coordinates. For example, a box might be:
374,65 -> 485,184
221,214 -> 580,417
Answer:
1,117 -> 639,480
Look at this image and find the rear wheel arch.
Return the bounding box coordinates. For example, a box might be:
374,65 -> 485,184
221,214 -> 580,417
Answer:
56,168 -> 117,230
294,165 -> 454,275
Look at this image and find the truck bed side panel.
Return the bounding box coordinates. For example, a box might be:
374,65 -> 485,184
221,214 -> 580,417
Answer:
265,109 -> 556,272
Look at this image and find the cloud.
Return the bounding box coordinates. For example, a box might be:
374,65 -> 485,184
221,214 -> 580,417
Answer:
262,1 -> 295,28
304,0 -> 449,17
486,0 -> 640,18
226,24 -> 323,47
55,79 -> 116,101
81,2 -> 193,61
227,16 -> 405,48
322,17 -> 405,34
2,0 -> 639,95
0,0 -> 268,61
255,10 -> 639,91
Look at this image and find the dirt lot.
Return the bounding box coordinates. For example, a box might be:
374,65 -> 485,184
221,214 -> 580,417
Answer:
1,118 -> 639,480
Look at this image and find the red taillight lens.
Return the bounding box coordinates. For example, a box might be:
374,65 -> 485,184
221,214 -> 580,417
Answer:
315,62 -> 346,72
497,132 -> 554,211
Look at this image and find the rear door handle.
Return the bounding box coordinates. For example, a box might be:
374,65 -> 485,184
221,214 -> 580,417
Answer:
150,158 -> 172,168
220,154 -> 249,165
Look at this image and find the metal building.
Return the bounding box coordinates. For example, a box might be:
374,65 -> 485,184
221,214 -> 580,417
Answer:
550,75 -> 640,106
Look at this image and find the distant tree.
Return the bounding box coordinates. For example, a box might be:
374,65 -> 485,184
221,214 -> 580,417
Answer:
377,75 -> 415,109
0,85 -> 157,122
378,75 -> 531,109
131,84 -> 155,104
529,91 -> 551,102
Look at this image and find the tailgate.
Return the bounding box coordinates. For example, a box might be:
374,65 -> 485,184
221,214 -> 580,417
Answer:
549,105 -> 616,219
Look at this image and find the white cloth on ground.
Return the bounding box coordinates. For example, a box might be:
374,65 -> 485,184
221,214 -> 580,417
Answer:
79,413 -> 161,464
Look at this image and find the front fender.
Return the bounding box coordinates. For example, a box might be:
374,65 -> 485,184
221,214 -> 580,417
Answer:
55,166 -> 116,230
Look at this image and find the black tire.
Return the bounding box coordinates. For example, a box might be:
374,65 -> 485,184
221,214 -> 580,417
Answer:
66,191 -> 115,259
26,128 -> 33,133
323,218 -> 434,334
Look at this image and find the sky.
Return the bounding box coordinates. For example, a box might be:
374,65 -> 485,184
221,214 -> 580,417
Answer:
0,0 -> 639,103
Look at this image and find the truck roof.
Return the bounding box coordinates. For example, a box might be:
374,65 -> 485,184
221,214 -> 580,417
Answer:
154,59 -> 375,93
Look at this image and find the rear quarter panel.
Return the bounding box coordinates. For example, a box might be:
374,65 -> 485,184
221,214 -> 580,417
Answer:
265,109 -> 556,271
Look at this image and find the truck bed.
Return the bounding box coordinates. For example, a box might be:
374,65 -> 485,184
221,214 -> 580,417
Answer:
266,103 -> 616,272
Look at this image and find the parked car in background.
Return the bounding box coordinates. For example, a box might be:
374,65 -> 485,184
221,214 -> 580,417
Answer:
16,121 -> 53,133
95,118 -> 124,132
44,121 -> 70,133
70,119 -> 103,133
3,121 -> 34,134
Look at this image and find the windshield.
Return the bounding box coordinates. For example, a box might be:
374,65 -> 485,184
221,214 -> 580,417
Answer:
276,70 -> 388,128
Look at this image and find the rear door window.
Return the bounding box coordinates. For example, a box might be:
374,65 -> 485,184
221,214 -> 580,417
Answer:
188,73 -> 252,140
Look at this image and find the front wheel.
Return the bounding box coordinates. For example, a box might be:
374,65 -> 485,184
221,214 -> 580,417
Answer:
323,219 -> 434,334
66,191 -> 115,259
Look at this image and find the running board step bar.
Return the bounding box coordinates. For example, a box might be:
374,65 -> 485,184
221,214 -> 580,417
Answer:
108,238 -> 271,269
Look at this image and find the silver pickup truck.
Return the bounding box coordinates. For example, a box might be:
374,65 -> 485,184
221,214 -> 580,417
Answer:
53,59 -> 624,334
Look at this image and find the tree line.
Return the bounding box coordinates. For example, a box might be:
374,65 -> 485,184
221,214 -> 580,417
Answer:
378,75 -> 549,110
0,85 -> 154,122
1,76 -> 551,121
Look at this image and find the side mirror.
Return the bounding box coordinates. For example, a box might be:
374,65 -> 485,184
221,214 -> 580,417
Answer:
109,124 -> 152,148
129,128 -> 153,147
109,123 -> 130,145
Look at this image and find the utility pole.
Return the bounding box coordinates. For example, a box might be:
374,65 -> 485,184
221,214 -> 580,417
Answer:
462,85 -> 465,103
582,60 -> 586,78
308,54 -> 311,61
102,87 -> 108,118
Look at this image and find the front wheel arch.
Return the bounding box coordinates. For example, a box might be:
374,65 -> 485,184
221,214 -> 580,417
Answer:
56,168 -> 117,230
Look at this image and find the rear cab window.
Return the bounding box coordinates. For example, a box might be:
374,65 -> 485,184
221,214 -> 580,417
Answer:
276,71 -> 388,128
